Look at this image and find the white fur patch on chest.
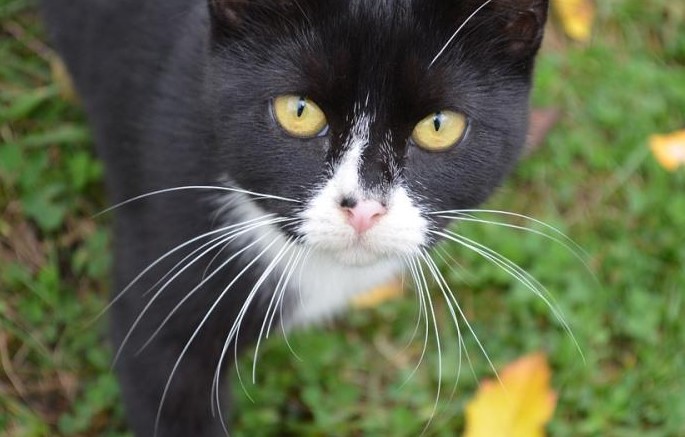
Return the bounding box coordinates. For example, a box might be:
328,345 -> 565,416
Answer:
287,250 -> 402,326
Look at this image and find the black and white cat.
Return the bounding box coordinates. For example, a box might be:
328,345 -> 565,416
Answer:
42,0 -> 548,435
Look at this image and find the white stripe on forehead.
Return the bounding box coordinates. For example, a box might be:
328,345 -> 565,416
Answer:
347,111 -> 370,147
332,112 -> 370,196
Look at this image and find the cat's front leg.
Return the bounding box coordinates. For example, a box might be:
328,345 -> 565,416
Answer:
112,331 -> 231,437
107,208 -> 268,437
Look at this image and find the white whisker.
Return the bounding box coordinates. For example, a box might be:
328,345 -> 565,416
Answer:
434,229 -> 584,361
425,250 -> 498,400
96,185 -> 301,217
114,234 -> 235,366
443,229 -> 566,326
430,247 -> 481,384
433,246 -> 472,285
251,239 -> 300,383
212,237 -> 296,432
266,244 -> 305,340
294,246 -> 314,313
210,193 -> 291,227
425,235 -> 505,385
278,246 -> 314,362
429,0 -> 493,67
401,256 -> 430,386
153,236 -> 280,437
432,208 -> 591,262
113,217 -> 294,366
136,229 -> 283,356
266,246 -> 307,364
414,255 -> 442,436
436,212 -> 594,275
201,237 -> 235,281
402,261 -> 427,353
91,215 -> 276,325
418,253 -> 462,367
143,217 -> 277,298
419,250 -> 471,403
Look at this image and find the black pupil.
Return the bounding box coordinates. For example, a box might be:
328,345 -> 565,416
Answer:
433,112 -> 443,132
296,98 -> 306,117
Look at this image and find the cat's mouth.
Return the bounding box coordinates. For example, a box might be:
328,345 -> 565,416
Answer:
307,234 -> 403,267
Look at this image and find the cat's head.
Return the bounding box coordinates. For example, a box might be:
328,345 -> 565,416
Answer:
205,0 -> 548,266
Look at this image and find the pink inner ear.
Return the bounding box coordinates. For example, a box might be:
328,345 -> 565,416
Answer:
508,11 -> 540,40
485,0 -> 547,55
209,0 -> 250,29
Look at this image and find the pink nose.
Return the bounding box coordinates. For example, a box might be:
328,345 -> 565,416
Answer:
343,199 -> 387,234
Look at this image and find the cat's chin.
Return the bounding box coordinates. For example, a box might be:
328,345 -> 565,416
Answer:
299,225 -> 426,268
286,245 -> 403,326
315,244 -> 399,267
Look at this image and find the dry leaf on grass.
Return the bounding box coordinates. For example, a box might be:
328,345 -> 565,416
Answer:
463,353 -> 557,437
649,130 -> 685,171
525,108 -> 561,155
552,0 -> 595,43
352,279 -> 404,308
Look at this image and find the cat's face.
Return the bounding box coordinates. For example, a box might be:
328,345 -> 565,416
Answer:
206,0 -> 548,266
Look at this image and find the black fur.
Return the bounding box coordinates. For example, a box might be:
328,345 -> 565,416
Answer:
41,0 -> 547,435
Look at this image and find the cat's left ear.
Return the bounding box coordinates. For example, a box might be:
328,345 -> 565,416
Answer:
208,0 -> 316,38
488,0 -> 549,57
208,0 -> 245,31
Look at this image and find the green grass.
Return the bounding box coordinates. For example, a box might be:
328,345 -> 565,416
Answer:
1,1 -> 684,436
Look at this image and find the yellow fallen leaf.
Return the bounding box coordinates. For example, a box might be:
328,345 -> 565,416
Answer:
553,0 -> 595,43
463,353 -> 557,437
352,279 -> 404,308
650,130 -> 685,171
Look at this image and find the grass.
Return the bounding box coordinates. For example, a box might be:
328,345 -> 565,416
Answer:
1,0 -> 684,435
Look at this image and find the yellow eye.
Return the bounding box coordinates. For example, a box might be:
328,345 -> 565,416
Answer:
273,95 -> 328,138
411,110 -> 467,151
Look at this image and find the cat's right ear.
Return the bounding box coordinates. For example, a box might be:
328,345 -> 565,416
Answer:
487,0 -> 549,57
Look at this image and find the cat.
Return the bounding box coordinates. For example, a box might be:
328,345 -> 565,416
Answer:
41,0 -> 549,435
